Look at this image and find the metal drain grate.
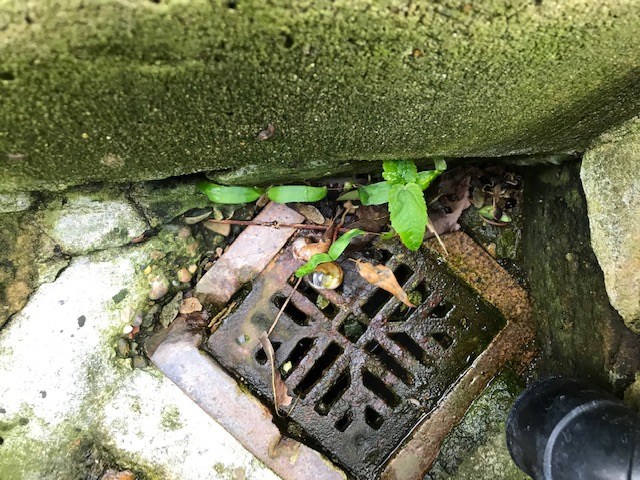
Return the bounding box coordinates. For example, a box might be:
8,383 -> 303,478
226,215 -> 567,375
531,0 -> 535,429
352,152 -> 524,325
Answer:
204,239 -> 505,480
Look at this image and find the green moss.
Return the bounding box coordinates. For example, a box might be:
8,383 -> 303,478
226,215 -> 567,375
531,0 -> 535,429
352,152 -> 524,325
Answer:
2,1 -> 640,192
427,371 -> 524,479
160,405 -> 183,432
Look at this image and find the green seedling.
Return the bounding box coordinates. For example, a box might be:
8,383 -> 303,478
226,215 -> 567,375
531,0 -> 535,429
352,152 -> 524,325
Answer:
198,181 -> 328,204
266,185 -> 327,203
338,158 -> 446,251
295,229 -> 365,277
197,181 -> 265,204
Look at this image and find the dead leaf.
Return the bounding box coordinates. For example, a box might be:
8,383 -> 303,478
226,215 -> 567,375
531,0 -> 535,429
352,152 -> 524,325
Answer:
350,205 -> 390,233
259,332 -> 293,411
427,174 -> 472,237
355,260 -> 416,308
180,297 -> 203,314
294,203 -> 325,224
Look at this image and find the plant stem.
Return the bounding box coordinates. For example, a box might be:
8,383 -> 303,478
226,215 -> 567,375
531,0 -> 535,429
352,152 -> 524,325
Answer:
268,277 -> 303,336
205,219 -> 379,235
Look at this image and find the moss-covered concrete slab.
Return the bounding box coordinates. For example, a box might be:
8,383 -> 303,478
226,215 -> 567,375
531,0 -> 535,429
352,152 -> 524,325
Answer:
520,163 -> 640,391
581,117 -> 640,332
0,246 -> 279,480
2,1 -> 640,192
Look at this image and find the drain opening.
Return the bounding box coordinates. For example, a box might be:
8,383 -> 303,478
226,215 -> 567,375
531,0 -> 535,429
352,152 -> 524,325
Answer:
297,281 -> 319,303
281,338 -> 315,378
431,301 -> 453,318
295,342 -> 343,398
255,341 -> 281,365
315,368 -> 351,415
393,264 -> 413,285
388,332 -> 431,366
365,340 -> 413,385
362,290 -> 392,317
362,369 -> 400,407
339,317 -> 368,343
364,406 -> 384,430
389,281 -> 432,322
335,408 -> 353,432
321,301 -> 340,318
273,295 -> 309,326
362,264 -> 413,317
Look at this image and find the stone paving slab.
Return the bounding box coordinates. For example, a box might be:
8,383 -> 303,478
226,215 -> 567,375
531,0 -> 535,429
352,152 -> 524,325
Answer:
0,247 -> 279,480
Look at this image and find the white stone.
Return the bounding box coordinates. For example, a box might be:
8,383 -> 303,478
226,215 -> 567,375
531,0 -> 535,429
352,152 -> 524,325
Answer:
41,191 -> 148,255
0,247 -> 278,479
0,192 -> 33,213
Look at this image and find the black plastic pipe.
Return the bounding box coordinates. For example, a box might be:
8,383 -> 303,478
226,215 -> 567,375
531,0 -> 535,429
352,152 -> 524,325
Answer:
506,376 -> 640,480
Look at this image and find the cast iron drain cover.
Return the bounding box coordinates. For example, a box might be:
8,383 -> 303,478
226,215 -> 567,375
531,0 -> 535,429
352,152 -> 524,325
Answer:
203,239 -> 505,479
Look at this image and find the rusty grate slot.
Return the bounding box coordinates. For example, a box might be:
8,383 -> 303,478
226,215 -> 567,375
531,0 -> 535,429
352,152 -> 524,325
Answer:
203,239 -> 505,480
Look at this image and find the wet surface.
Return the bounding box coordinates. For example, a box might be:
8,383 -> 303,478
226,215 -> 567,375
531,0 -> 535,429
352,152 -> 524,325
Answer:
204,238 -> 505,480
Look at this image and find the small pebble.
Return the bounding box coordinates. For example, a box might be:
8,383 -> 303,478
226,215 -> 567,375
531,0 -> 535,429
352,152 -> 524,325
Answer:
177,267 -> 192,283
148,278 -> 169,300
186,242 -> 199,256
188,264 -> 198,274
150,250 -> 165,261
178,226 -> 192,239
160,292 -> 183,327
204,222 -> 231,236
180,297 -> 203,314
132,356 -> 148,369
116,337 -> 130,358
256,123 -> 276,140
122,325 -> 133,335
132,311 -> 143,327
143,265 -> 152,275
142,305 -> 160,328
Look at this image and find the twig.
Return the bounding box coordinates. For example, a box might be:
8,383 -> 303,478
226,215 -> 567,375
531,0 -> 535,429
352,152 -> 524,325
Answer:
427,220 -> 448,256
267,277 -> 303,336
205,219 -> 379,236
286,395 -> 301,418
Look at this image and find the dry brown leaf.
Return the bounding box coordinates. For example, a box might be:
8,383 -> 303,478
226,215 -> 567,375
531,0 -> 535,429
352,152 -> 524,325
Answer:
427,175 -> 472,237
350,205 -> 390,233
259,332 -> 293,410
295,203 -> 325,224
355,260 -> 416,308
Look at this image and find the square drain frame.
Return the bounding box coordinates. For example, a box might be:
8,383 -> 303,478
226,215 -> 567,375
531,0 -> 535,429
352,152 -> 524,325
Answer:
204,238 -> 508,480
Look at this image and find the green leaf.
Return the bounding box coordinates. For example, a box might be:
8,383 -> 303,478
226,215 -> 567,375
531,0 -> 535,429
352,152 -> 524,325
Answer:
416,170 -> 442,190
327,229 -> 365,259
358,181 -> 391,205
295,229 -> 365,277
388,183 -> 427,251
433,157 -> 447,171
266,185 -> 327,203
295,253 -> 333,277
336,190 -> 360,202
197,181 -> 264,204
382,160 -> 418,185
